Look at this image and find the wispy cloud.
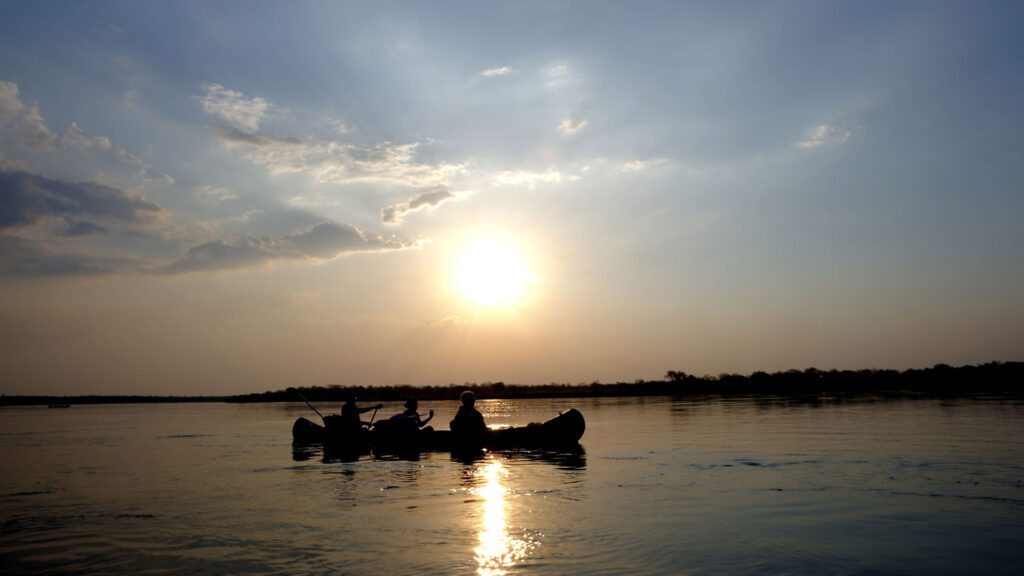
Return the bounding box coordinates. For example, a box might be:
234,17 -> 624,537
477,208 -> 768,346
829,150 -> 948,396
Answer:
797,123 -> 852,149
0,81 -> 56,149
195,184 -> 239,205
2,81 -> 145,167
163,222 -> 416,273
422,315 -> 480,327
548,63 -> 570,78
620,158 -> 669,172
559,116 -> 587,135
214,127 -> 467,188
59,122 -> 145,166
199,83 -> 271,131
381,188 -> 459,225
480,66 -> 512,77
60,122 -> 111,151
493,169 -> 563,187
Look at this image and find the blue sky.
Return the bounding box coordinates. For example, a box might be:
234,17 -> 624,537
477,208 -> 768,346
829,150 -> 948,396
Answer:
1,1 -> 1022,394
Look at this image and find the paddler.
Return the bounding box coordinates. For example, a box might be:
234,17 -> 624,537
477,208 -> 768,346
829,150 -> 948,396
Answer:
450,390 -> 487,435
340,392 -> 383,432
390,398 -> 435,430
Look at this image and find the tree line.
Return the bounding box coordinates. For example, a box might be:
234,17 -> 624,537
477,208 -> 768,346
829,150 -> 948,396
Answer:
2,361 -> 1020,406
227,361 -> 1022,403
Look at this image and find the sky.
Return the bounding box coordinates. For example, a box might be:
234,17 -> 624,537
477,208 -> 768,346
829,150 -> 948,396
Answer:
1,1 -> 1022,395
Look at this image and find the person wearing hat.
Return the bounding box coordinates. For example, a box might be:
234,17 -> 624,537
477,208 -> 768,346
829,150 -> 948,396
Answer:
390,398 -> 434,430
340,391 -> 383,432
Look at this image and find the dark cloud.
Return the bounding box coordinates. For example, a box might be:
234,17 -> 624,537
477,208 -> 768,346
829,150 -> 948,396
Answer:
0,149 -> 27,171
282,221 -> 394,258
59,220 -> 108,237
0,170 -> 161,231
381,188 -> 457,224
162,237 -> 273,273
0,235 -> 146,277
163,222 -> 413,273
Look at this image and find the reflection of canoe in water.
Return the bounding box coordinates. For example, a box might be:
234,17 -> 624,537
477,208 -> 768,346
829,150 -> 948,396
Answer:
292,408 -> 586,453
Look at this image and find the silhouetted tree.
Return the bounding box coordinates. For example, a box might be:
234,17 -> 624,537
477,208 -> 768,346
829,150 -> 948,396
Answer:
665,370 -> 687,382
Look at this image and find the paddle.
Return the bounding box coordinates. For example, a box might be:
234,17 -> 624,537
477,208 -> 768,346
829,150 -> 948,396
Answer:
288,387 -> 325,423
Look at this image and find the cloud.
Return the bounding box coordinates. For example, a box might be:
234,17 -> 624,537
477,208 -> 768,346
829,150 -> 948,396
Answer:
548,63 -> 570,78
481,66 -> 512,77
163,221 -> 415,273
202,86 -> 467,188
0,170 -> 161,232
0,81 -> 56,149
620,158 -> 669,172
199,83 -> 270,131
111,145 -> 145,167
422,315 -> 480,327
797,123 -> 852,149
493,169 -> 563,187
59,220 -> 107,237
214,127 -> 467,188
0,235 -> 146,277
381,188 -> 458,225
559,116 -> 587,135
60,122 -> 112,151
0,149 -> 27,171
195,184 -> 239,204
59,123 -> 144,166
1,81 -> 144,166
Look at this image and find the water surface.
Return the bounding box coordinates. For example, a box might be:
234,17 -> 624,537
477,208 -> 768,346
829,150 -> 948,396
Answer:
2,396 -> 1022,574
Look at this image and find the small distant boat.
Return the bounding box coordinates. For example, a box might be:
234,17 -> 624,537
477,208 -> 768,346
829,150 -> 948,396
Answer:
292,408 -> 586,454
48,403 -> 71,409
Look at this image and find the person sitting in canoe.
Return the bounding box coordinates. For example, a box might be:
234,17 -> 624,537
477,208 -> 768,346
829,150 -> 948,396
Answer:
389,398 -> 434,430
340,392 -> 383,432
450,391 -> 487,435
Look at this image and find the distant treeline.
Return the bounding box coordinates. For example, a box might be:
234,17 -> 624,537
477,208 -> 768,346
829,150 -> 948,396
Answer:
0,395 -> 226,407
3,361 -> 1020,406
229,361 -> 1023,403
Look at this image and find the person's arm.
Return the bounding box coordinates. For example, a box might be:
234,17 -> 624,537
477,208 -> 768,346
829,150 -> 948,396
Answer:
419,409 -> 434,427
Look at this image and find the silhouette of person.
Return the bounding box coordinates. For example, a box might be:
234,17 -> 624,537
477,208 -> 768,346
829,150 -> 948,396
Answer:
390,398 -> 434,430
450,390 -> 486,435
340,392 -> 382,432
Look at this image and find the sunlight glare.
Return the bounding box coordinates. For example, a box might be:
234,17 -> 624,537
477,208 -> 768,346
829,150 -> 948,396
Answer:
455,237 -> 535,307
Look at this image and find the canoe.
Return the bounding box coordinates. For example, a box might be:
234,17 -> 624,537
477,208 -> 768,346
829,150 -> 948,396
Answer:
292,408 -> 586,453
291,415 -> 367,447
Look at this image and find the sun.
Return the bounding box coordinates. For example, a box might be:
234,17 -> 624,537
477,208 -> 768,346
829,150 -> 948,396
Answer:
454,236 -> 535,306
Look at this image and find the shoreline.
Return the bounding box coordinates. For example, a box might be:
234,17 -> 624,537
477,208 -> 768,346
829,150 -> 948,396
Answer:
2,361 -> 1020,406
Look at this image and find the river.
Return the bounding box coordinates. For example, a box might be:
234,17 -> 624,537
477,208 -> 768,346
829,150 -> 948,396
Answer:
1,395 -> 1022,574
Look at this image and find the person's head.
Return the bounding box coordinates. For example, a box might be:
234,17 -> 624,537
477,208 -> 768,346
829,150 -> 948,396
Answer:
404,398 -> 418,410
460,390 -> 476,407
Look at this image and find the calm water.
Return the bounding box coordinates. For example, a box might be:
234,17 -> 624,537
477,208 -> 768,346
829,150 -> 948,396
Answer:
1,396 -> 1022,575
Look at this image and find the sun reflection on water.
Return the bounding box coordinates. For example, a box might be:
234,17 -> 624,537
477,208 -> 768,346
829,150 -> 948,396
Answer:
474,459 -> 535,575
